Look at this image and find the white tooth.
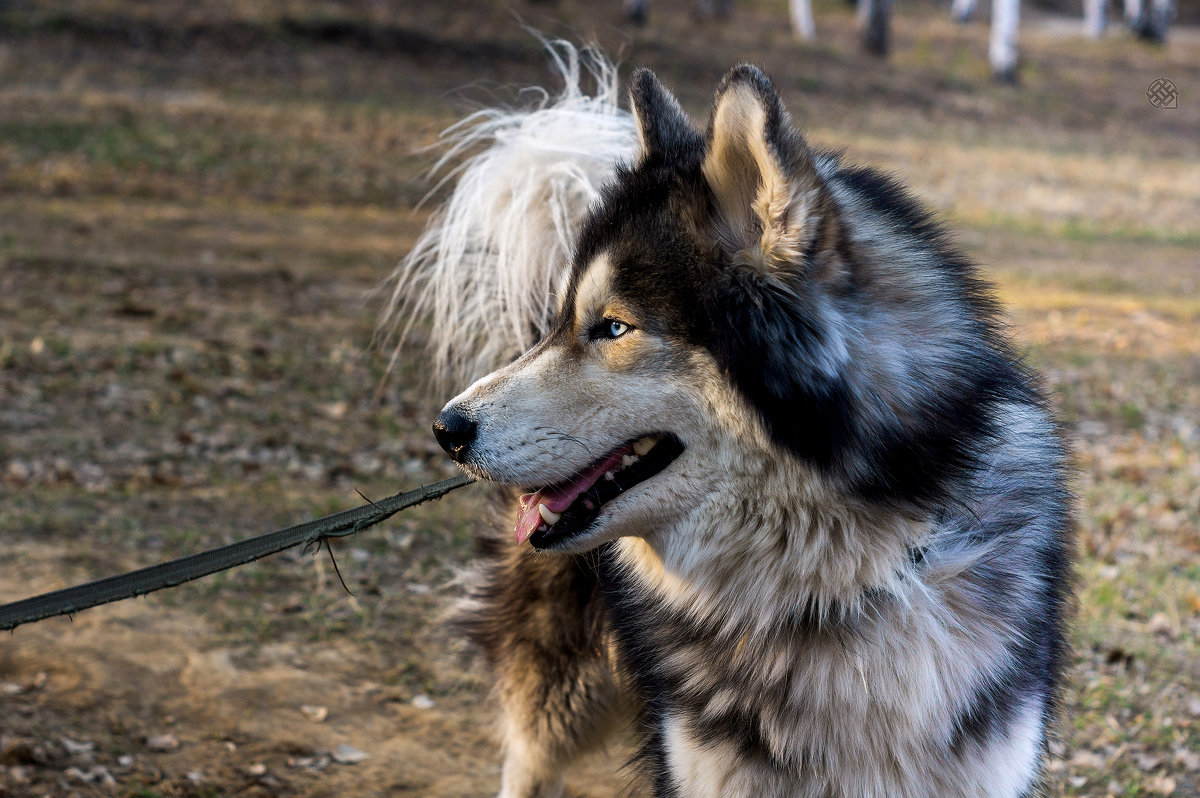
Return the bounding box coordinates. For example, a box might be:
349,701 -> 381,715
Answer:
633,437 -> 656,456
622,454 -> 637,468
538,504 -> 561,525
604,471 -> 616,481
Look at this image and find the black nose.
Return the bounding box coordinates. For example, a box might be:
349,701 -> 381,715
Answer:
433,407 -> 477,462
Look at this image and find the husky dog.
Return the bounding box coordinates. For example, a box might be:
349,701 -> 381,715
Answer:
400,47 -> 1072,798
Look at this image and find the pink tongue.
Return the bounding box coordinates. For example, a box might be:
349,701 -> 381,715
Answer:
514,447 -> 630,544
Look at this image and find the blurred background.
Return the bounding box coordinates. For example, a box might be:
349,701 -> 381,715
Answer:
0,1 -> 1197,795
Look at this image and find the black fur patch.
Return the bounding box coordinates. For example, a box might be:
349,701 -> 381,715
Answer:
701,264 -> 855,469
630,68 -> 699,166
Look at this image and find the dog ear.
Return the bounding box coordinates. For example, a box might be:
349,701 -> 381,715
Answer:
629,68 -> 696,161
702,65 -> 832,271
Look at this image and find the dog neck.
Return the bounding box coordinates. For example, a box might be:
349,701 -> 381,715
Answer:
614,448 -> 930,637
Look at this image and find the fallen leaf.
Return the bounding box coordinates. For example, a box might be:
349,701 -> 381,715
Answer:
331,744 -> 368,764
1070,749 -> 1106,769
1148,612 -> 1176,639
65,765 -> 115,786
145,734 -> 179,752
1134,751 -> 1162,770
1148,774 -> 1177,795
1175,747 -> 1200,771
61,737 -> 94,756
322,401 -> 348,420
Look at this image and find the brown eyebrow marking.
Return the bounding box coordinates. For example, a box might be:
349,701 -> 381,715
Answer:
601,299 -> 639,328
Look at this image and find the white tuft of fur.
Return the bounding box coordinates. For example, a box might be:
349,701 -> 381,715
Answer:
378,40 -> 639,389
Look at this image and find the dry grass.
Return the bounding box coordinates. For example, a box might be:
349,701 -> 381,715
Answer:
1,0 -> 1198,795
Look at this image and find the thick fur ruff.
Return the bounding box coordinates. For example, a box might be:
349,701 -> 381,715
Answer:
397,47 -> 1073,798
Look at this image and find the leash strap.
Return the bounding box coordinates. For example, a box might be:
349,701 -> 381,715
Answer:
0,473 -> 475,632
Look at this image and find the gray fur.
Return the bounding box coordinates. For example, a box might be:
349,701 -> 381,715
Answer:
427,64 -> 1072,798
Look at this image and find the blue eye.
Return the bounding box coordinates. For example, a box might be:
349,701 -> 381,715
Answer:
591,318 -> 632,340
608,320 -> 630,338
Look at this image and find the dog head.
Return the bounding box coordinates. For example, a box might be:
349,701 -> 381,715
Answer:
433,65 -> 1018,552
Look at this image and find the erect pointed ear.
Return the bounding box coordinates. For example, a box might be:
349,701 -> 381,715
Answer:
629,67 -> 697,161
702,65 -> 832,270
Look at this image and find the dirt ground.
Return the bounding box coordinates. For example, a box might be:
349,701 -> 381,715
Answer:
1,0 -> 1198,796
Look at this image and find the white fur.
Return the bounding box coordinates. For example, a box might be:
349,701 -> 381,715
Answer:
378,41 -> 639,389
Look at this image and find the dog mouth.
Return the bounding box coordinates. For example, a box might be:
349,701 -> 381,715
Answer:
514,433 -> 685,549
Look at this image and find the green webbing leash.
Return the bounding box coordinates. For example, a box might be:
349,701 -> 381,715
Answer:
0,473 -> 475,632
